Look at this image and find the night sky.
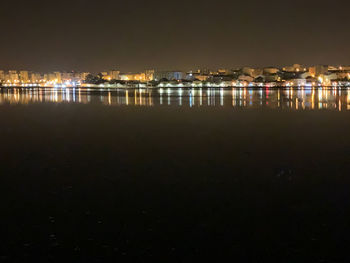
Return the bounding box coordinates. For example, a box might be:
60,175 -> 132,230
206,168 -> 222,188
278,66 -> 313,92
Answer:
1,0 -> 350,72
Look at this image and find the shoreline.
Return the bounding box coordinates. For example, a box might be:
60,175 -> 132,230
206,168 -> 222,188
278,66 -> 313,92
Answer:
1,84 -> 350,89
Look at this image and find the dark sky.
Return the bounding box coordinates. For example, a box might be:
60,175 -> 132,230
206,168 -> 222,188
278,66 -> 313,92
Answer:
1,0 -> 350,72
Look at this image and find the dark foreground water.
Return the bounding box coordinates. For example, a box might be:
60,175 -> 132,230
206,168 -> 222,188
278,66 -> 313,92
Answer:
1,88 -> 350,262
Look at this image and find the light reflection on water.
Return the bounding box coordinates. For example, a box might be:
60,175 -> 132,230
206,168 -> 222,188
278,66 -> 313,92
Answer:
1,87 -> 350,110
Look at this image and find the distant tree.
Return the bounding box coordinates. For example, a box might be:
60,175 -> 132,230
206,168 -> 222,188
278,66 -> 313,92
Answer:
84,74 -> 96,84
109,79 -> 126,85
84,73 -> 105,84
255,76 -> 265,83
97,73 -> 103,80
148,80 -> 159,86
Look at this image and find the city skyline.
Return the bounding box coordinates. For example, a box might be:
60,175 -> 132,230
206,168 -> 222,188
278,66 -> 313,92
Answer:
1,64 -> 350,88
1,63 -> 350,73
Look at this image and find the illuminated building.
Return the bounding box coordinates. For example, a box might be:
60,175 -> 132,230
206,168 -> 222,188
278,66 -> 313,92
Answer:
72,72 -> 88,82
300,72 -> 312,79
341,66 -> 350,71
238,75 -> 254,82
241,67 -> 254,76
19,71 -> 29,83
263,67 -> 280,75
8,72 -> 16,83
217,69 -> 229,75
186,70 -> 210,81
199,68 -> 210,75
120,73 -> 147,81
283,64 -> 307,73
49,73 -> 56,82
240,67 -> 263,77
318,73 -> 338,85
42,73 -> 59,83
289,79 -> 307,86
186,73 -> 207,81
70,72 -> 90,83
53,72 -> 62,83
9,70 -> 19,83
62,72 -> 74,82
109,70 -> 120,80
0,70 -> 4,82
145,70 -> 154,81
31,73 -> 42,83
99,72 -> 110,81
327,66 -> 350,80
81,72 -> 90,80
309,65 -> 328,77
194,74 -> 210,81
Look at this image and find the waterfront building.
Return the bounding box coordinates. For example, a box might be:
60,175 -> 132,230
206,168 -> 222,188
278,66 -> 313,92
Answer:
336,72 -> 350,80
54,72 -> 62,83
70,72 -> 89,83
145,70 -> 154,81
81,72 -> 90,81
318,73 -> 338,85
253,68 -> 264,77
186,71 -> 210,81
46,73 -> 54,83
217,69 -> 230,75
327,66 -> 350,80
341,66 -> 350,71
328,66 -> 339,71
202,68 -> 211,75
238,75 -> 254,82
241,67 -> 255,77
31,73 -> 42,83
47,73 -> 57,82
61,72 -> 75,82
99,72 -> 110,81
263,67 -> 280,75
283,64 -> 307,73
0,70 -> 4,82
288,79 -> 307,86
119,72 -> 148,82
19,71 -> 29,83
42,73 -> 58,83
241,67 -> 263,78
309,65 -> 328,77
109,70 -> 120,80
194,75 -> 210,81
300,72 -> 312,79
9,70 -> 19,83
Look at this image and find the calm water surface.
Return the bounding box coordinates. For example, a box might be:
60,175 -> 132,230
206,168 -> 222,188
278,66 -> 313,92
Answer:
1,87 -> 350,110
